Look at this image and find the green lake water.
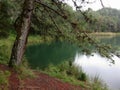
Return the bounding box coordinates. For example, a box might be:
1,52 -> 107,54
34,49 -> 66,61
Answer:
25,41 -> 79,69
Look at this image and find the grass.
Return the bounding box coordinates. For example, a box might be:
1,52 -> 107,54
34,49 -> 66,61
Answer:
89,32 -> 120,36
41,61 -> 88,88
89,76 -> 109,90
14,59 -> 36,79
0,36 -> 15,64
28,35 -> 54,45
0,70 -> 11,88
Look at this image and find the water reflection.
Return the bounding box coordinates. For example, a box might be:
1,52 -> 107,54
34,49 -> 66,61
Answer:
25,41 -> 78,69
74,53 -> 120,90
96,35 -> 120,50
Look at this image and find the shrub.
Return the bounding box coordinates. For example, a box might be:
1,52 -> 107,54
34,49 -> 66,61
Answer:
77,72 -> 86,81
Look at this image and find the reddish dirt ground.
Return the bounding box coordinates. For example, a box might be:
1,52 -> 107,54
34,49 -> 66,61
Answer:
0,64 -> 87,90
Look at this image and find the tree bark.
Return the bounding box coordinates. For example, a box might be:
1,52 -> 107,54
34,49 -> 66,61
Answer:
9,0 -> 34,67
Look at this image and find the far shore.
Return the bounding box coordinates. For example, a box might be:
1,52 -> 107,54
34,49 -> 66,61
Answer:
89,32 -> 120,36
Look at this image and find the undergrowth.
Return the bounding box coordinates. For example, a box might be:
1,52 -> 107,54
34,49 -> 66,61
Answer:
14,58 -> 36,79
0,36 -> 14,64
89,76 -> 109,90
41,61 -> 88,88
0,70 -> 11,88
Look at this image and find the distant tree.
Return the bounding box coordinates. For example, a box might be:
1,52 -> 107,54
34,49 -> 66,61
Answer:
0,0 -> 12,37
96,8 -> 120,32
0,0 -> 24,37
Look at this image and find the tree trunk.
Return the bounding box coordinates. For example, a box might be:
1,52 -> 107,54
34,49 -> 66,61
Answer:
9,0 -> 34,67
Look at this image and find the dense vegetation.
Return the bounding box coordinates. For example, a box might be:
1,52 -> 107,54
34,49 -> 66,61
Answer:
88,8 -> 120,32
0,1 -> 120,38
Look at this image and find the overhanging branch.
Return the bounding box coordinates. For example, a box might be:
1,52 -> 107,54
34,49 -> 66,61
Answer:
100,0 -> 105,8
35,0 -> 67,19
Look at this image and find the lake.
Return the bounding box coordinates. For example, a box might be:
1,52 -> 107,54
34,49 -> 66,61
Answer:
26,41 -> 79,69
74,35 -> 120,90
26,35 -> 120,90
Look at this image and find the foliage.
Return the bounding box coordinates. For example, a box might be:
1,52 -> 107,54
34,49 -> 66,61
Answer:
0,70 -> 11,87
0,0 -> 23,38
1,0 -> 120,35
1,1 -> 120,36
0,0 -> 11,37
42,61 -> 87,87
0,36 -> 14,64
90,76 -> 109,90
14,58 -> 35,79
91,8 -> 120,32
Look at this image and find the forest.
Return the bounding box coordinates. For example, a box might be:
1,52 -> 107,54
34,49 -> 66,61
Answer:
1,0 -> 120,38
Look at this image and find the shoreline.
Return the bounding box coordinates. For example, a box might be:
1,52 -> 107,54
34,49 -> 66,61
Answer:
89,32 -> 120,36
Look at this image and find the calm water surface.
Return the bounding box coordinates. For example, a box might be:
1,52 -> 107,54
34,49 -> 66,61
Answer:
26,41 -> 79,69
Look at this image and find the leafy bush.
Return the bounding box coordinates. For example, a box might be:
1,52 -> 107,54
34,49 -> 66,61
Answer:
77,72 -> 86,81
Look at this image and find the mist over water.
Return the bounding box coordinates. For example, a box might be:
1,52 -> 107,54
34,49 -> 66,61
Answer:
74,53 -> 120,90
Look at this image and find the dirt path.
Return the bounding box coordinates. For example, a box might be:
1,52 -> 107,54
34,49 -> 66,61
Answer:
0,64 -> 87,90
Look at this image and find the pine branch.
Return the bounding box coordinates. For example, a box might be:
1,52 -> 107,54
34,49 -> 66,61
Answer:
35,0 -> 67,19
